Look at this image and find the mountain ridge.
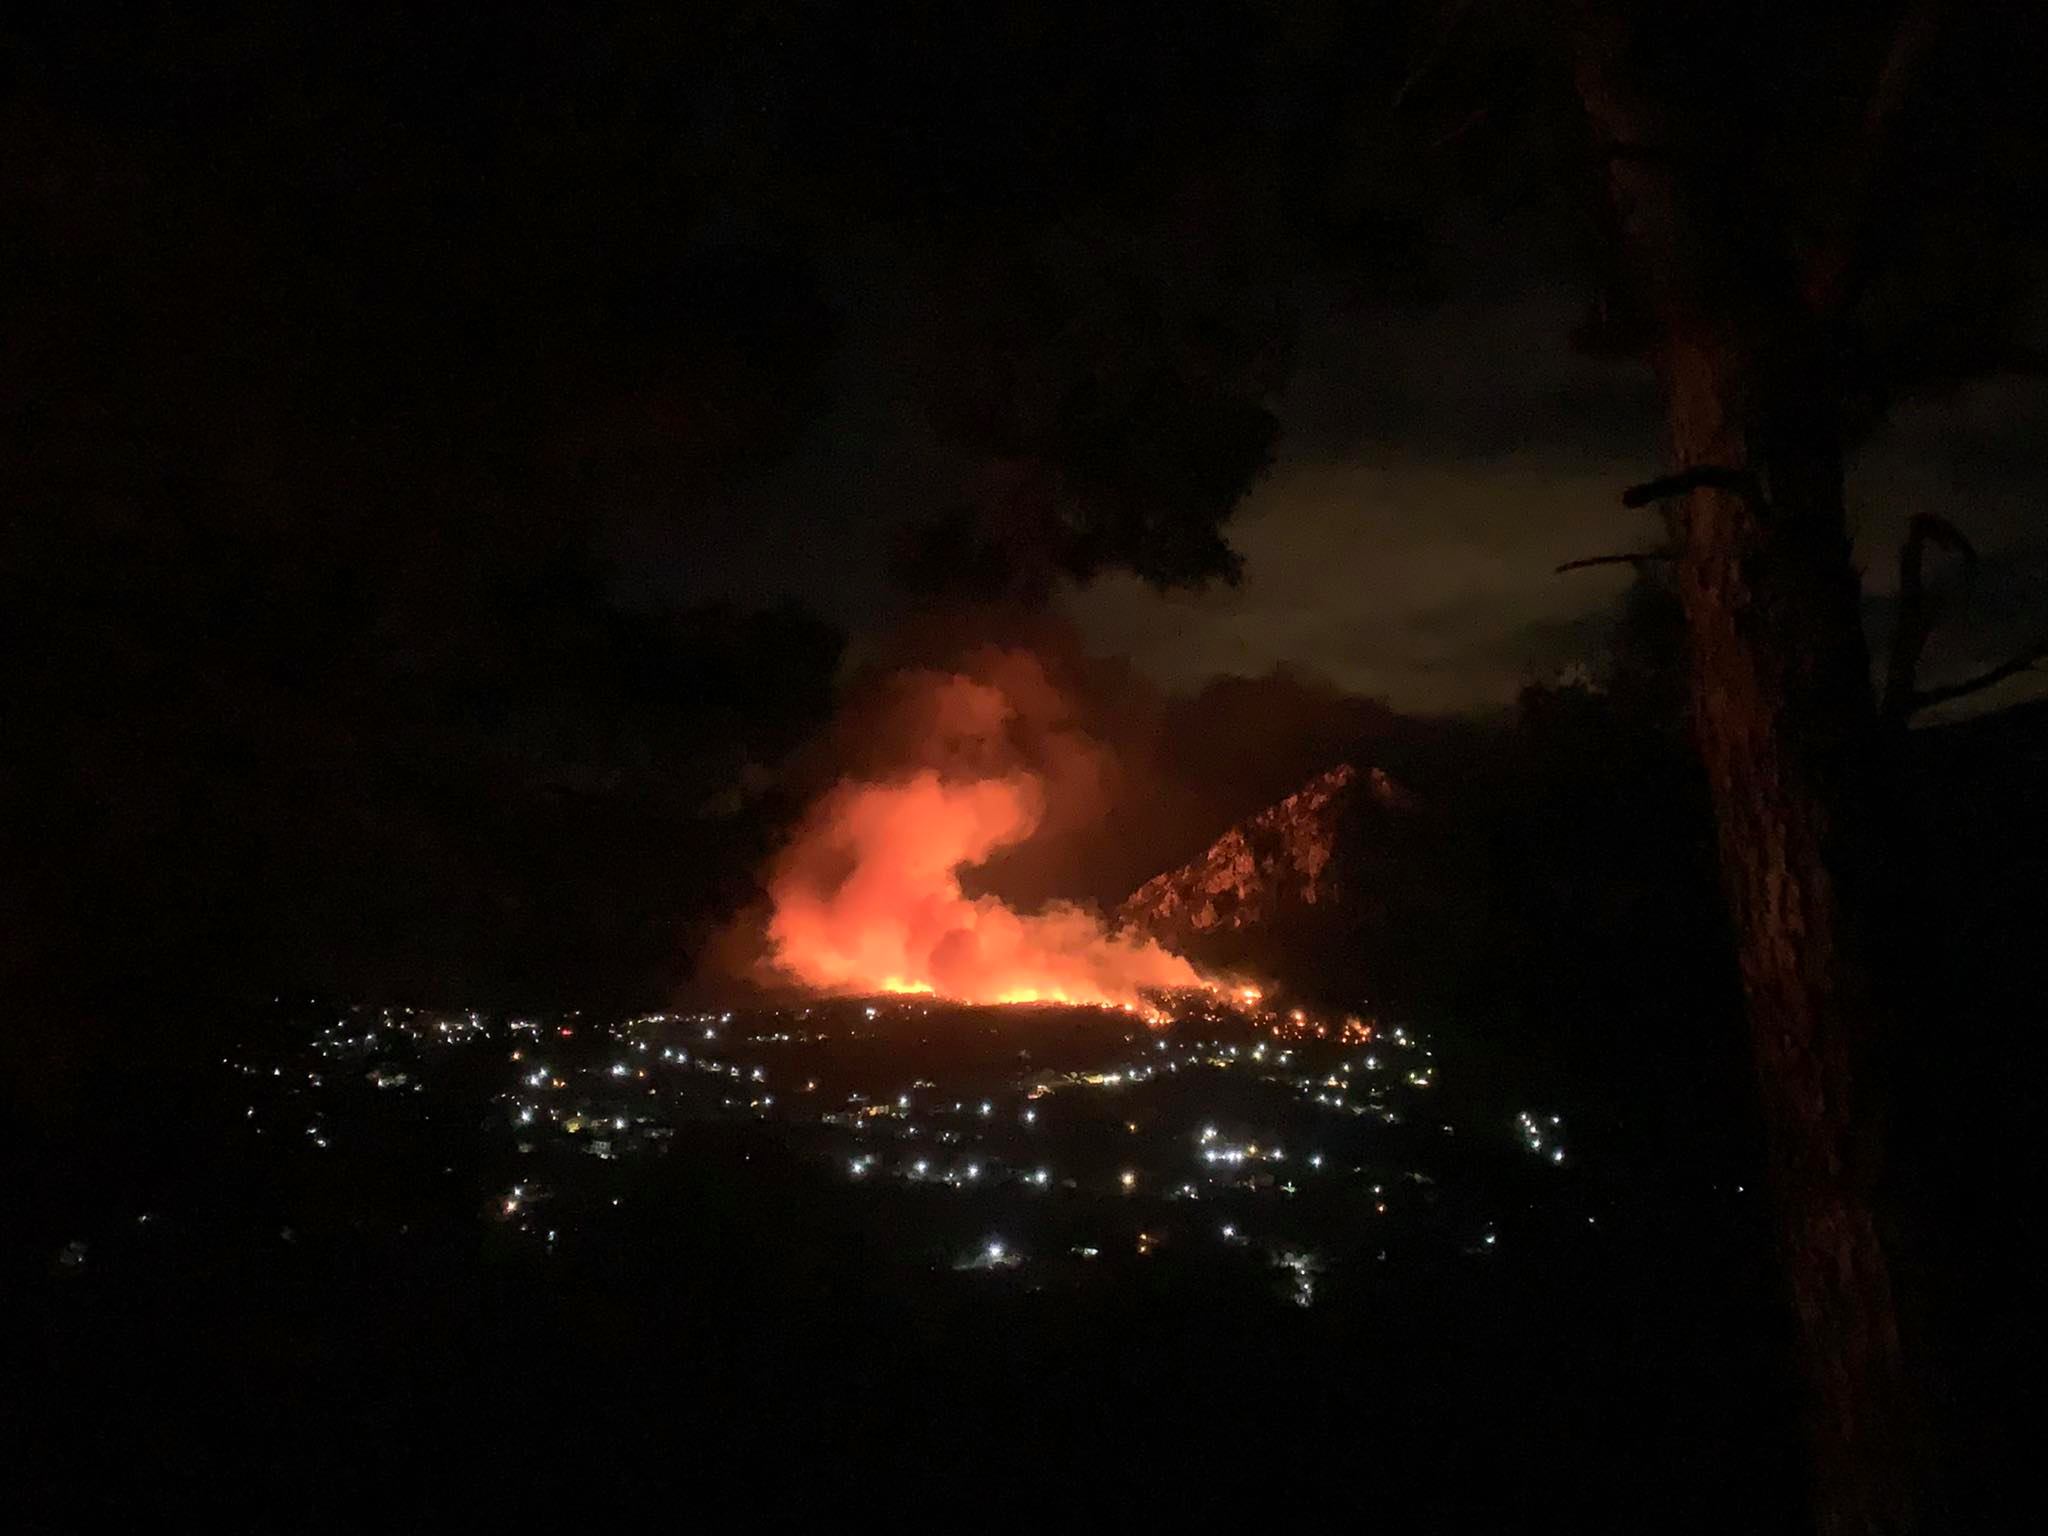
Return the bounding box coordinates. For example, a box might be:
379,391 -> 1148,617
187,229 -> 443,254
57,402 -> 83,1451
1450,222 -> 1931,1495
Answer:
1117,762 -> 1416,955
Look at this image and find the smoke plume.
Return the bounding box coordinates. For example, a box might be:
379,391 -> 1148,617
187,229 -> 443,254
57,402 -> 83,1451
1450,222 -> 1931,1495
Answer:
760,655 -> 1208,1009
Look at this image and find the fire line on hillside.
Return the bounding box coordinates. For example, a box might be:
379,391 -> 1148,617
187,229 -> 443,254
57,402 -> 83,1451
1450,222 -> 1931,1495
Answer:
763,765 -> 1215,1014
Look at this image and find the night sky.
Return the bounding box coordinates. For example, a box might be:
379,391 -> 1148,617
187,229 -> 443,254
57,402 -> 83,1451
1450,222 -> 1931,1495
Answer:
15,14 -> 2048,1530
7,0 -> 2048,1030
623,208 -> 2048,714
14,2 -> 2046,718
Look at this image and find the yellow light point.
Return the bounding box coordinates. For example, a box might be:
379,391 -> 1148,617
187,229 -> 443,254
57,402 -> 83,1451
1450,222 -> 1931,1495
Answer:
1120,1170 -> 1137,1190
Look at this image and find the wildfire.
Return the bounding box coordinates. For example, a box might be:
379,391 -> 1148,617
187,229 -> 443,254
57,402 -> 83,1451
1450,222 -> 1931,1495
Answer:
764,765 -> 1211,1014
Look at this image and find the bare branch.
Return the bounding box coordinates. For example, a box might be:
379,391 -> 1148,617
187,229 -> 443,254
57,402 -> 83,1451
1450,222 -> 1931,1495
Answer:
1559,0 -> 1694,329
1802,0 -> 1947,316
1601,141 -> 1683,166
1882,513 -> 1979,723
1910,635 -> 2048,715
1863,1 -> 1946,150
1430,107 -> 1491,151
1555,551 -> 1672,574
1391,0 -> 1481,114
1621,466 -> 1763,509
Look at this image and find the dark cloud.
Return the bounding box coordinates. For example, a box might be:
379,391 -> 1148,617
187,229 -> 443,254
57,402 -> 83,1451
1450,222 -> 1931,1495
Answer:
1070,272 -> 2048,715
1065,453 -> 1662,711
13,0 -> 2048,1063
751,606 -> 1435,918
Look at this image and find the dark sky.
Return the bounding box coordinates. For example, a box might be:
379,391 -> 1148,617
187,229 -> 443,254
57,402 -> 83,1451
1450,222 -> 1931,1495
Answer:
612,204 -> 2048,715
5,0 -> 2048,1058
15,1 -> 2045,720
1092,277 -> 2048,716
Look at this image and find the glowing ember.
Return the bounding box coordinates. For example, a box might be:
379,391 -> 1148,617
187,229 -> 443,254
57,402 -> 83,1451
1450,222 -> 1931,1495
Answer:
765,763 -> 1210,1012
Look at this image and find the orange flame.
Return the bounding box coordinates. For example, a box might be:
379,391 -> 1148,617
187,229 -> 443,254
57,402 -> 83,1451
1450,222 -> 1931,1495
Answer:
764,766 -> 1208,1012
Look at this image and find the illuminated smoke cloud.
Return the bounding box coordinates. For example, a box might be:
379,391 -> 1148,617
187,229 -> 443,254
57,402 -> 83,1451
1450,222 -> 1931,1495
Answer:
762,662 -> 1208,1010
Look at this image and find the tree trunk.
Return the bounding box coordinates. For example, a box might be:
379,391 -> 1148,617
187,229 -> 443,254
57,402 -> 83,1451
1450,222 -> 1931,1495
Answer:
1665,326 -> 1928,1534
1562,7 -> 1934,1528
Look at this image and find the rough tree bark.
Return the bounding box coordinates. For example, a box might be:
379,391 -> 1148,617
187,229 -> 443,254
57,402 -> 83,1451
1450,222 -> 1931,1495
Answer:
1563,6 -> 1933,1531
1664,326 -> 1926,1536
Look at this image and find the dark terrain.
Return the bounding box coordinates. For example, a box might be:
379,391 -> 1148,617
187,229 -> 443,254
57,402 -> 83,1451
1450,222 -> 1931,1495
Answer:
24,996 -> 1798,1532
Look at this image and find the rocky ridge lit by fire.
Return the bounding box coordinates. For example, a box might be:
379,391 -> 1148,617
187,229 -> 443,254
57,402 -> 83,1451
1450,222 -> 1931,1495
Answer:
1120,762 -> 1415,947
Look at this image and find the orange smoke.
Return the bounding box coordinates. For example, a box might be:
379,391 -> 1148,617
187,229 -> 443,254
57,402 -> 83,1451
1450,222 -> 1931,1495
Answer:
763,667 -> 1210,1011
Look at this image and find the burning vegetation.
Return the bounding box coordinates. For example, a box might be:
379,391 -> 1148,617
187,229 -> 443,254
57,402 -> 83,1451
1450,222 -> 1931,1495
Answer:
760,658 -> 1216,1013
763,765 -> 1210,1011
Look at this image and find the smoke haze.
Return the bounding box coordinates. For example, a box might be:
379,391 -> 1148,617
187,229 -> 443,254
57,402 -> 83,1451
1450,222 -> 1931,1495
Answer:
759,657 -> 1208,1008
